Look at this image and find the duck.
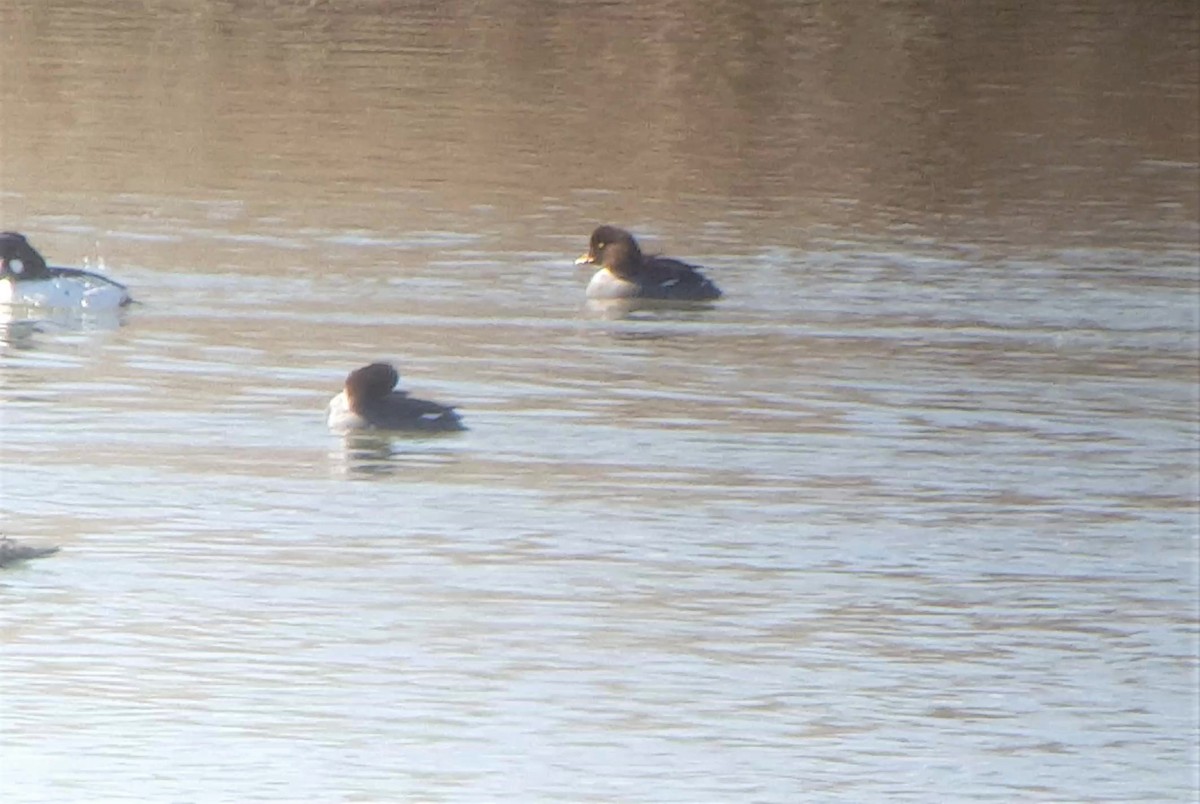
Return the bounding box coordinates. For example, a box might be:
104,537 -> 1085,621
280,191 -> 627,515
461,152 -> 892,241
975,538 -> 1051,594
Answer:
574,225 -> 722,302
327,362 -> 465,434
0,536 -> 61,568
0,231 -> 133,310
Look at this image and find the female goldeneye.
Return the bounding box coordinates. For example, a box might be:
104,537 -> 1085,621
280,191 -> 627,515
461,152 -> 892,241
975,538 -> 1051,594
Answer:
574,225 -> 722,301
327,362 -> 465,434
0,536 -> 60,568
0,232 -> 133,310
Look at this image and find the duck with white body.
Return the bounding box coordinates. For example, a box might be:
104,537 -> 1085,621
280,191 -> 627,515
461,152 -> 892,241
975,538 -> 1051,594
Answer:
0,232 -> 133,311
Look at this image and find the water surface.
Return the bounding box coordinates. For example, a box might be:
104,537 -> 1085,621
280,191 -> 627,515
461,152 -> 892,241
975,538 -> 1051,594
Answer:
2,1 -> 1198,801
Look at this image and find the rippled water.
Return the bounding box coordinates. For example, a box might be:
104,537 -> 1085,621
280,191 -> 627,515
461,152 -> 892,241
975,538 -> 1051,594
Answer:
2,1 -> 1198,801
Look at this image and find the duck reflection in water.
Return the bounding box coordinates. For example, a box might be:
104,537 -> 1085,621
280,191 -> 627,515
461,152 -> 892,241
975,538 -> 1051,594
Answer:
328,432 -> 465,479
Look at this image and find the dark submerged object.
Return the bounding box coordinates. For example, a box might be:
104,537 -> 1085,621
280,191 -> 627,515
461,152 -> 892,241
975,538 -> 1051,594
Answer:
0,231 -> 133,304
0,536 -> 61,568
574,225 -> 722,302
329,362 -> 465,433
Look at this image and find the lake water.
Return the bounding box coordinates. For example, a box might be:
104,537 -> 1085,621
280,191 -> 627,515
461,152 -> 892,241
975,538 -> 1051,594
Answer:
2,1 -> 1198,801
